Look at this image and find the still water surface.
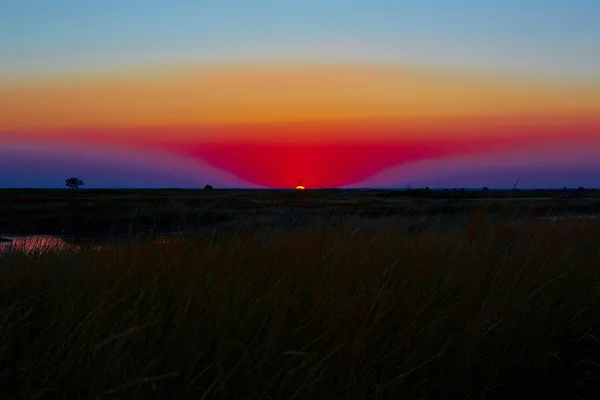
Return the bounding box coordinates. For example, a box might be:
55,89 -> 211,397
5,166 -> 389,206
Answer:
0,233 -> 185,255
0,235 -> 71,253
1,214 -> 598,255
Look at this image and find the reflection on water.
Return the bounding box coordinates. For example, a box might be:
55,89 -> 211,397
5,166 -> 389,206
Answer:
1,215 -> 598,255
0,235 -> 72,254
0,233 -> 188,255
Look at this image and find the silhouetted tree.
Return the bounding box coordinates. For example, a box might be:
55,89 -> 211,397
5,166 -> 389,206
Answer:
66,177 -> 84,189
482,186 -> 489,192
578,186 -> 585,192
204,184 -> 214,191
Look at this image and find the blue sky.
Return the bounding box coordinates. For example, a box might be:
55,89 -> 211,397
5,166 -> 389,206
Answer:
2,0 -> 599,78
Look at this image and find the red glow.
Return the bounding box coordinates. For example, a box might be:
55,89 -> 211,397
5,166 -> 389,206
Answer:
144,129 -> 597,188
173,141 -> 461,187
25,117 -> 600,188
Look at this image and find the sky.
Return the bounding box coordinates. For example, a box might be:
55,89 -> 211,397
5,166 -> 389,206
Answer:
1,0 -> 599,188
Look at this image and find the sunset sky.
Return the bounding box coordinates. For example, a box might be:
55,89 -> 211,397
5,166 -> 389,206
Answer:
2,0 -> 599,188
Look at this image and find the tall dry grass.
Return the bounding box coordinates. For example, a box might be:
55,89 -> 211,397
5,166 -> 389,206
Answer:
1,214 -> 600,399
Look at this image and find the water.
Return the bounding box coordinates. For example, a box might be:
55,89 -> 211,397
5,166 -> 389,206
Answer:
1,214 -> 598,255
0,235 -> 71,254
0,233 -> 187,255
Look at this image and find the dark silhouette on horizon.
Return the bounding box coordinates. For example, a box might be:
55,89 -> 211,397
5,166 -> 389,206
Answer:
65,177 -> 84,189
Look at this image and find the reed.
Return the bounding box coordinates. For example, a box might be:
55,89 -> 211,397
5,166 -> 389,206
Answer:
1,215 -> 600,399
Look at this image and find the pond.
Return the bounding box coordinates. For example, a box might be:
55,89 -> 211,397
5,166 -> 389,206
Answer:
0,233 -> 188,255
0,235 -> 72,253
1,214 -> 599,255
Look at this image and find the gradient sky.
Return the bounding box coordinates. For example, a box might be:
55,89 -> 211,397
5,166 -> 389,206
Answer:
1,0 -> 600,188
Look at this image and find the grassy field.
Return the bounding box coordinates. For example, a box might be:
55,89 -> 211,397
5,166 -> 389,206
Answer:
1,189 -> 600,398
2,198 -> 600,398
2,188 -> 600,237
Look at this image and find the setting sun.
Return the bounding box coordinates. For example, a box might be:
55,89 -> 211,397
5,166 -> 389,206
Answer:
296,185 -> 306,190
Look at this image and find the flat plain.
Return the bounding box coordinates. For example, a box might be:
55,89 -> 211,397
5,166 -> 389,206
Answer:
1,188 -> 600,236
1,188 -> 600,399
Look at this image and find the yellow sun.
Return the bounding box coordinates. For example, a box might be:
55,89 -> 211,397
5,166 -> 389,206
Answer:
296,178 -> 306,191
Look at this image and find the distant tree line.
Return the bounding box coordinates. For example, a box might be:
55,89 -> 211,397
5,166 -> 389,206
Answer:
63,176 -> 597,192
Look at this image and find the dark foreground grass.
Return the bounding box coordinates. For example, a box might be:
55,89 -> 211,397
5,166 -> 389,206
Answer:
2,214 -> 600,399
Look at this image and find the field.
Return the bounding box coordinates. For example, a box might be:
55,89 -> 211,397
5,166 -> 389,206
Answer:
1,188 -> 600,237
1,189 -> 600,399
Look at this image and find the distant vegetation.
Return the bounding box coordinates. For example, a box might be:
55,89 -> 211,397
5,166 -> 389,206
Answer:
65,177 -> 84,189
1,214 -> 600,398
1,188 -> 600,237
